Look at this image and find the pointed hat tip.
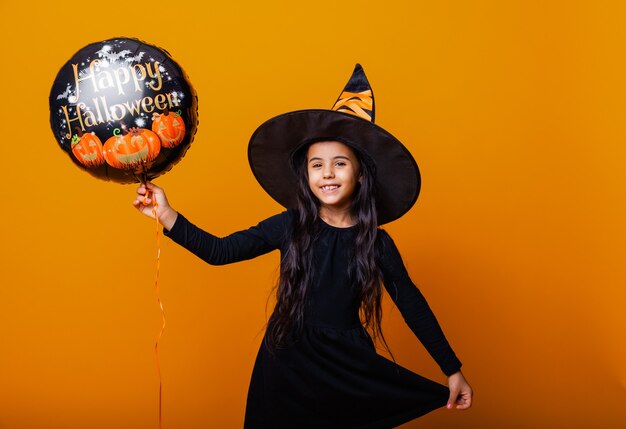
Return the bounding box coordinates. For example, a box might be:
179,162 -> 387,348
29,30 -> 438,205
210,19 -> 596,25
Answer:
352,63 -> 364,77
331,63 -> 375,122
344,63 -> 371,93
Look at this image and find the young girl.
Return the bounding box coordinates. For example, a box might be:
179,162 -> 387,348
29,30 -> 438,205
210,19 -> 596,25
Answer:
134,65 -> 472,428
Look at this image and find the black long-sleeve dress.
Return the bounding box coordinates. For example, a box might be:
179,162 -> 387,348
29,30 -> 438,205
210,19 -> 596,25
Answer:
165,209 -> 462,428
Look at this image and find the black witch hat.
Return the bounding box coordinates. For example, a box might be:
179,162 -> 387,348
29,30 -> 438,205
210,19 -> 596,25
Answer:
248,64 -> 420,225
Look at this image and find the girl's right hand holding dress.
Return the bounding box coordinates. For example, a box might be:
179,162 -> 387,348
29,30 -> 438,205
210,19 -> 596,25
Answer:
447,370 -> 473,410
133,182 -> 178,231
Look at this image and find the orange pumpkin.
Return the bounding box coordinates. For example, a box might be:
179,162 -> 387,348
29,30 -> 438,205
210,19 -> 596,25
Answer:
103,127 -> 161,170
152,111 -> 186,148
71,132 -> 105,167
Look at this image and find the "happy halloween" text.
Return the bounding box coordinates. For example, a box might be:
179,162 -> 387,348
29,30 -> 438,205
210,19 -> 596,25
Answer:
61,59 -> 180,140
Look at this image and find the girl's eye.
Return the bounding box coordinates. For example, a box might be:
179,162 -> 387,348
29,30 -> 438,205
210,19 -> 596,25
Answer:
336,161 -> 346,167
312,163 -> 322,168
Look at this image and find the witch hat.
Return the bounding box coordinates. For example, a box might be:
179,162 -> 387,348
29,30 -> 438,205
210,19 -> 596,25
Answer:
248,64 -> 420,225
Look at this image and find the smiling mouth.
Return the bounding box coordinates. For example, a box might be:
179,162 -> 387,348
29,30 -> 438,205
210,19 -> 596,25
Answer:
321,185 -> 340,192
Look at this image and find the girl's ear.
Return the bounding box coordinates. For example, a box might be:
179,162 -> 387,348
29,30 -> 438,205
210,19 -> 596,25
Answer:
359,174 -> 363,184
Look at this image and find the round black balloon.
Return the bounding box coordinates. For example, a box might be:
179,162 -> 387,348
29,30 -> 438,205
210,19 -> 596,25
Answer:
49,37 -> 198,184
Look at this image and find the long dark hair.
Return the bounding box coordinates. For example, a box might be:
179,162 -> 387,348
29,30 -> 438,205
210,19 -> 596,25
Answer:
266,140 -> 389,353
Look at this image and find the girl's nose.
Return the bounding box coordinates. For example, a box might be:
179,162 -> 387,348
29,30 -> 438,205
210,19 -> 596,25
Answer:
323,167 -> 334,179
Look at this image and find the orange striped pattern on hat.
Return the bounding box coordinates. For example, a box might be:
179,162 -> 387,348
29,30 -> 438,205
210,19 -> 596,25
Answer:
332,90 -> 374,121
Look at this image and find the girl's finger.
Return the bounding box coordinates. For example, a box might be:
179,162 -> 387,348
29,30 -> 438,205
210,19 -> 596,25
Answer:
133,195 -> 151,206
447,389 -> 458,409
455,391 -> 472,410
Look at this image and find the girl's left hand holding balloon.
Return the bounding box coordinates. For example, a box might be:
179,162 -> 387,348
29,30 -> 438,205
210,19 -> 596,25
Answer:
133,182 -> 178,231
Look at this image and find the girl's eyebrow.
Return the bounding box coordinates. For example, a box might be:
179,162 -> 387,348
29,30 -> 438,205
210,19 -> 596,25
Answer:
308,155 -> 351,163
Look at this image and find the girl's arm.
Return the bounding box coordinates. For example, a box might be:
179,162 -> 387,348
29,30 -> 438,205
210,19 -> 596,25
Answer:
378,230 -> 472,409
133,182 -> 289,265
380,230 -> 473,410
377,230 -> 461,375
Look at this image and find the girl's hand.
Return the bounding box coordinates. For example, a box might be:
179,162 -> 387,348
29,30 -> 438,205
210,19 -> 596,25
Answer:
447,370 -> 473,410
132,181 -> 178,231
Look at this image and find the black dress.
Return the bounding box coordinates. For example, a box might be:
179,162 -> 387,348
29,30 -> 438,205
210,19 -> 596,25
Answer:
165,209 -> 462,428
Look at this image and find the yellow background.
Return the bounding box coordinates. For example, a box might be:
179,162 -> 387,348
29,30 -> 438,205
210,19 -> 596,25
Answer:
1,1 -> 625,428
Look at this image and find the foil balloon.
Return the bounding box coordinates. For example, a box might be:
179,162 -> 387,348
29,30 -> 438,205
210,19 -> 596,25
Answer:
49,37 -> 198,184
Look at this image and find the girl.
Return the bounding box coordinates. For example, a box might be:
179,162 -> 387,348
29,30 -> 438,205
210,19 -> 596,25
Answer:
134,65 -> 472,428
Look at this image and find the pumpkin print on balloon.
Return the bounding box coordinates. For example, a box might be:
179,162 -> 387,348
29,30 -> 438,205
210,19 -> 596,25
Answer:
71,131 -> 105,168
49,37 -> 198,184
152,111 -> 186,148
103,127 -> 161,170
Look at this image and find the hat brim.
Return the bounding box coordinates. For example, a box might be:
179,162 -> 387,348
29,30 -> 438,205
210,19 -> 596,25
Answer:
248,109 -> 420,225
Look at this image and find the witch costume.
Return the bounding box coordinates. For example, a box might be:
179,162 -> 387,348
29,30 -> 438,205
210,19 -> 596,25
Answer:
165,65 -> 462,428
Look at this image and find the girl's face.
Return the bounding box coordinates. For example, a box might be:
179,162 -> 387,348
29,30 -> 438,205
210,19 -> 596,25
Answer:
306,141 -> 361,213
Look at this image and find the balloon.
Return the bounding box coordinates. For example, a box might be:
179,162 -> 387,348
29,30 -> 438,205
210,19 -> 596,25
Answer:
49,37 -> 198,184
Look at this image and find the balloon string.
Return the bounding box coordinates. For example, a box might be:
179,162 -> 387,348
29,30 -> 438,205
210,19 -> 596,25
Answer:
151,191 -> 165,429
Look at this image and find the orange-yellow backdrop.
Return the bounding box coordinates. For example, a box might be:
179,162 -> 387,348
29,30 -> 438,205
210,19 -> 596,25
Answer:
1,1 -> 625,428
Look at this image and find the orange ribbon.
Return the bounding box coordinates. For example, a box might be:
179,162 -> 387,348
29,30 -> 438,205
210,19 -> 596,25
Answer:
150,192 -> 166,429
